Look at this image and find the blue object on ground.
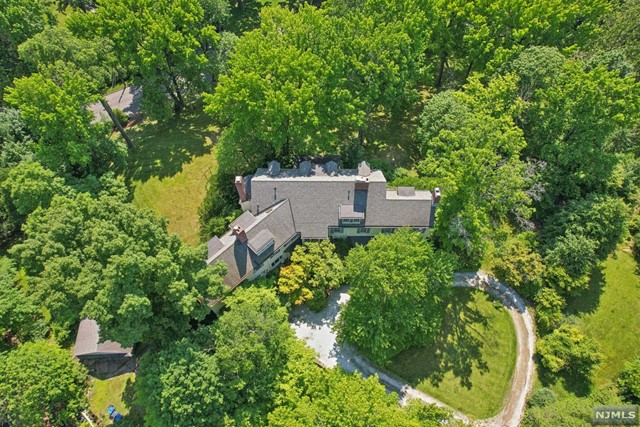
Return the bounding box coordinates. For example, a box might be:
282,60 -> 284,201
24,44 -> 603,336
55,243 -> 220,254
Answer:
114,412 -> 123,422
107,405 -> 116,416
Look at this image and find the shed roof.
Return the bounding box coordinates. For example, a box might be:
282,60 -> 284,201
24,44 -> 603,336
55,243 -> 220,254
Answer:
73,319 -> 132,359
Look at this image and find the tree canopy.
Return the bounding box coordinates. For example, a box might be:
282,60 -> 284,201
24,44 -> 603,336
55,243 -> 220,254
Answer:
277,240 -> 344,310
337,229 -> 455,364
10,190 -> 226,345
0,341 -> 88,427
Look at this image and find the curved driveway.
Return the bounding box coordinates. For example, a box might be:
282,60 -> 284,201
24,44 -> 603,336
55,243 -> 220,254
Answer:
290,271 -> 536,427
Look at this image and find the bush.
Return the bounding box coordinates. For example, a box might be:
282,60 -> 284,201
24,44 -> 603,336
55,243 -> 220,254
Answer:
528,387 -> 557,408
618,358 -> 640,404
198,171 -> 242,241
536,324 -> 602,379
534,287 -> 566,333
493,233 -> 544,300
277,241 -> 344,311
112,108 -> 130,127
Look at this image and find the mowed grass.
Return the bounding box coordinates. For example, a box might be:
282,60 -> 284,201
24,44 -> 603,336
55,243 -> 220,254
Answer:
388,288 -> 518,419
126,110 -> 217,246
566,249 -> 640,387
88,373 -> 142,424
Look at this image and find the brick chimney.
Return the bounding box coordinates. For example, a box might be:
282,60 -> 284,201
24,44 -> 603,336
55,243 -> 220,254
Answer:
232,225 -> 248,243
235,176 -> 248,202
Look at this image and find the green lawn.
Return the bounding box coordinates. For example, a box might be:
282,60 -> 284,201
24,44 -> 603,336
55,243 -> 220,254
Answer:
125,111 -> 217,246
567,248 -> 640,387
534,248 -> 640,399
88,373 -> 142,424
388,288 -> 518,419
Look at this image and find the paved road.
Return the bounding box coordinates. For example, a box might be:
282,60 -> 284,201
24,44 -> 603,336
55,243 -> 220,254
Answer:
290,272 -> 536,427
88,86 -> 142,123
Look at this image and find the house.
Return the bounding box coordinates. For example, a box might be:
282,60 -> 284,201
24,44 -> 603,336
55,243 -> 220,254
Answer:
206,160 -> 439,291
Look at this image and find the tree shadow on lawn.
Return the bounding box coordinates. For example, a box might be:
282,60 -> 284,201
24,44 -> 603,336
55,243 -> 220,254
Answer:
391,290 -> 491,390
536,359 -> 594,397
564,265 -> 606,316
116,377 -> 145,426
125,110 -> 216,183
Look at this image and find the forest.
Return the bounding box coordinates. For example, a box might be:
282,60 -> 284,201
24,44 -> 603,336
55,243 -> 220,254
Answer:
1,0 -> 639,425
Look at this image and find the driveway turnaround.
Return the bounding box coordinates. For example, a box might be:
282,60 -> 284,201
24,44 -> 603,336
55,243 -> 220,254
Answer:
290,272 -> 536,427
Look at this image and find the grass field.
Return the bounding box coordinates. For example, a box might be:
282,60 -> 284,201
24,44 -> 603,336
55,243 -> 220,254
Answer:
88,373 -> 142,424
388,288 -> 518,419
125,111 -> 217,246
534,248 -> 640,399
567,249 -> 640,387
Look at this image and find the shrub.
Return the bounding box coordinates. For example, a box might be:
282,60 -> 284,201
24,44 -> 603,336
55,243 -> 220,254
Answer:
528,387 -> 557,408
112,108 -> 130,127
536,324 -> 602,379
618,358 -> 640,404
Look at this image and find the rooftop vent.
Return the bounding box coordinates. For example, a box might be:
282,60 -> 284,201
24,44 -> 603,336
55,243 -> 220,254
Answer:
299,161 -> 312,176
324,161 -> 338,176
267,160 -> 281,176
358,161 -> 371,177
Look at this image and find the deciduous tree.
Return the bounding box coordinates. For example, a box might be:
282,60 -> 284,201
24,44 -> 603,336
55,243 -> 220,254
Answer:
536,324 -> 602,379
0,341 -> 87,427
337,229 -> 454,364
10,192 -> 226,345
277,240 -> 344,310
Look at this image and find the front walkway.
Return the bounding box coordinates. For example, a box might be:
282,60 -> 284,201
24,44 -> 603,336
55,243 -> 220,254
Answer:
289,272 -> 536,427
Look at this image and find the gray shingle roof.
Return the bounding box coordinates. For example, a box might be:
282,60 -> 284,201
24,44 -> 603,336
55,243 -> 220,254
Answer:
248,229 -> 275,254
248,162 -> 431,238
207,199 -> 297,288
73,319 -> 132,359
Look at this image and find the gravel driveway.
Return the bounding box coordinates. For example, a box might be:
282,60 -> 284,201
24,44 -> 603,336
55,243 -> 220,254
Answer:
289,272 -> 536,427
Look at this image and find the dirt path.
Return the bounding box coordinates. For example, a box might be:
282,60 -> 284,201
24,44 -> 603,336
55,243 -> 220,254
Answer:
290,272 -> 536,427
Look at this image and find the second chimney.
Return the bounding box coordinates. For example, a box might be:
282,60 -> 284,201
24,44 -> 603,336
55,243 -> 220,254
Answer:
235,176 -> 248,202
232,225 -> 248,243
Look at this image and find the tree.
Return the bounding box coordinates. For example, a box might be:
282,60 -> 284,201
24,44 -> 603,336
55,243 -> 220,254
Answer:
493,232 -> 545,300
0,0 -> 54,98
536,324 -> 602,379
9,192 -> 226,346
0,107 -> 34,169
88,0 -> 220,118
5,67 -> 127,176
0,257 -> 43,342
534,288 -> 565,333
422,0 -> 607,87
0,341 -> 87,427
138,287 -> 295,426
0,161 -> 70,242
214,286 -> 295,424
618,358 -> 640,404
277,240 -> 344,310
598,0 -> 640,73
270,369 -> 422,427
206,6 -> 354,171
137,332 -> 226,427
417,75 -> 531,266
336,229 -> 454,364
522,59 -> 640,209
269,341 -> 463,427
542,194 -> 629,261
